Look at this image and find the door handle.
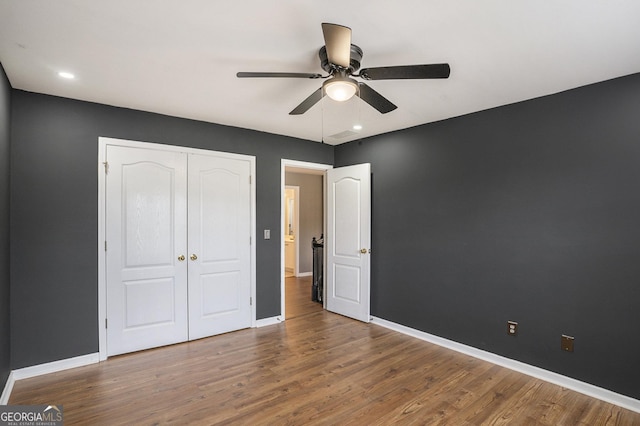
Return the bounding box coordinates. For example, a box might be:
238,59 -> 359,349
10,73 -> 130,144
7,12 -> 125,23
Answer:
360,248 -> 368,254
190,254 -> 198,261
178,255 -> 185,262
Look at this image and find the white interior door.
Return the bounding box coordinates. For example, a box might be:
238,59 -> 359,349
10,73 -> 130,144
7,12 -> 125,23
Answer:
326,163 -> 371,322
106,146 -> 188,356
187,154 -> 252,340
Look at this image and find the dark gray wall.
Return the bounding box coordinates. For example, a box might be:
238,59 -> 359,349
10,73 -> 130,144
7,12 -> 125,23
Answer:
7,71 -> 640,402
10,90 -> 333,369
0,65 -> 11,392
334,73 -> 640,399
285,172 -> 323,273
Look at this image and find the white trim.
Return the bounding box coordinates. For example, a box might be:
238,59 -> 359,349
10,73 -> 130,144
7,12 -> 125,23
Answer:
1,372 -> 15,405
98,140 -> 106,360
255,316 -> 282,328
12,353 -> 100,381
98,137 -> 257,359
281,160 -> 333,321
296,272 -> 313,277
371,316 -> 640,414
2,354 -> 100,404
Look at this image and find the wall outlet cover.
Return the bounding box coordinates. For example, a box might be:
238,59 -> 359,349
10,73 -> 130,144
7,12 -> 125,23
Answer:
561,335 -> 575,352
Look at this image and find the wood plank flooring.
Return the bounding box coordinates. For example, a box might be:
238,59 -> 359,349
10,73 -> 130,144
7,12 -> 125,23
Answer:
285,275 -> 323,320
9,276 -> 640,425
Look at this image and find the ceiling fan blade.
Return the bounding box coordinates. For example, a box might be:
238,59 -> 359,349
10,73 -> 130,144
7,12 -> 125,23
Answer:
359,64 -> 450,80
289,87 -> 323,115
358,83 -> 397,114
321,23 -> 352,69
237,72 -> 323,79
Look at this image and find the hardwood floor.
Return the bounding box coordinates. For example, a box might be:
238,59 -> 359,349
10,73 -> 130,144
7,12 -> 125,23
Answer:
9,276 -> 640,425
285,275 -> 323,320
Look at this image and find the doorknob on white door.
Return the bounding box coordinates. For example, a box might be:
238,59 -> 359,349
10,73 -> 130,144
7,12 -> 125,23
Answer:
178,255 -> 186,261
190,254 -> 198,261
360,248 -> 368,254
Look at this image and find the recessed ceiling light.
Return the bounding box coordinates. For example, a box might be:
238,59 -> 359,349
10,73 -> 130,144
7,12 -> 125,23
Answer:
353,124 -> 363,131
58,71 -> 75,79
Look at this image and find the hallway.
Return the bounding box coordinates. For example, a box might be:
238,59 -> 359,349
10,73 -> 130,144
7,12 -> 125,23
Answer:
285,275 -> 323,319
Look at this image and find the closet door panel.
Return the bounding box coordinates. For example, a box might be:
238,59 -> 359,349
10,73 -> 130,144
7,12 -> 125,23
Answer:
187,154 -> 252,340
105,146 -> 188,356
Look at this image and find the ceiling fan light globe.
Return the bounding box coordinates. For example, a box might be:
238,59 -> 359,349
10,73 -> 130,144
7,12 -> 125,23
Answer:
324,78 -> 358,102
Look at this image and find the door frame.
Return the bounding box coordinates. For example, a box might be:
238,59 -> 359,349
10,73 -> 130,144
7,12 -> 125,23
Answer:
98,137 -> 257,361
280,159 -> 332,320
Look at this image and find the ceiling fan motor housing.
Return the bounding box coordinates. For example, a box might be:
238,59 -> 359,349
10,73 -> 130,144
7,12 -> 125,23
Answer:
319,44 -> 363,74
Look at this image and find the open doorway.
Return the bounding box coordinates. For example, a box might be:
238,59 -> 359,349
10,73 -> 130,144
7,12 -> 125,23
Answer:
280,160 -> 332,320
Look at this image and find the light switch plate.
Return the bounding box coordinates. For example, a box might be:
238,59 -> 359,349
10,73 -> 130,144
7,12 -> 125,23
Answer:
264,229 -> 271,240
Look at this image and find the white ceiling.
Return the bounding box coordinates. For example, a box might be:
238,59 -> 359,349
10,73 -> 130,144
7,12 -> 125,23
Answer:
1,1 -> 639,145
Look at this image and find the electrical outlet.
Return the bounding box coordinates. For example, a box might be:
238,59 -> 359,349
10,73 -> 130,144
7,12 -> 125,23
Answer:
507,321 -> 518,336
561,335 -> 574,352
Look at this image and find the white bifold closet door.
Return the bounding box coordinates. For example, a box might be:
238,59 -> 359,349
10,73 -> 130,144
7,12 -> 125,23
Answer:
106,145 -> 251,356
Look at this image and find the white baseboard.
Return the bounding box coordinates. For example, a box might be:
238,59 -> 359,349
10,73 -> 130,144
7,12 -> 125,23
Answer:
256,316 -> 282,328
296,272 -> 312,277
1,353 -> 99,405
1,372 -> 15,405
12,353 -> 100,381
371,317 -> 640,414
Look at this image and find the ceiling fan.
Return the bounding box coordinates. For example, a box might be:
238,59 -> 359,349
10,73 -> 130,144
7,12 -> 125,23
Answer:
237,23 -> 451,115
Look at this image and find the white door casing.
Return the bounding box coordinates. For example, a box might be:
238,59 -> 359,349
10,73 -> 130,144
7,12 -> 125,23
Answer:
326,163 -> 371,323
105,146 -> 189,356
280,160 -> 333,320
187,154 -> 252,340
